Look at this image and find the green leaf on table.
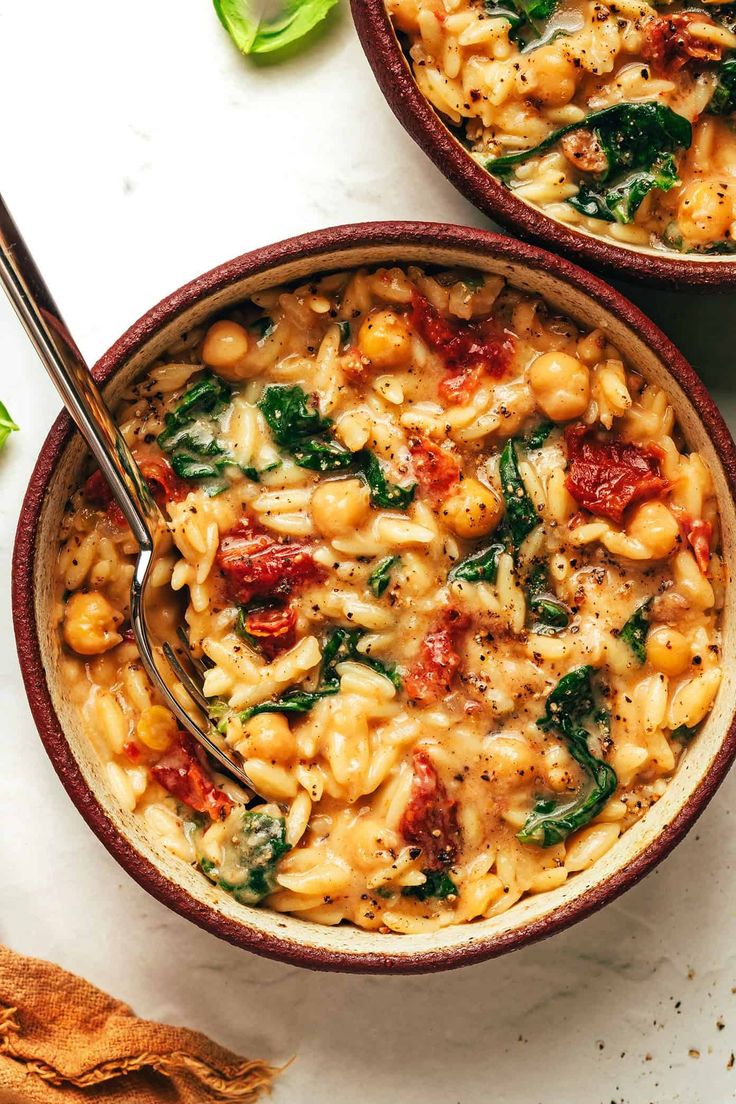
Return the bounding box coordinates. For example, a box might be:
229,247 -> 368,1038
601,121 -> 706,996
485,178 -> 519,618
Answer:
214,0 -> 338,56
0,402 -> 19,451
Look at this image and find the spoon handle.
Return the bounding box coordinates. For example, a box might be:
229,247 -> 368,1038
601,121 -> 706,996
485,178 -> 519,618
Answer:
0,192 -> 158,548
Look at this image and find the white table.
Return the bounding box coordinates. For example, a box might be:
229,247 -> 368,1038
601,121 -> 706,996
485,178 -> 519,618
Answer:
2,4 -> 735,1100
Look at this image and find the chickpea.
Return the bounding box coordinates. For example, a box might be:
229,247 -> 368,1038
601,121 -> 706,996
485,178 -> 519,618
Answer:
441,477 -> 504,539
241,713 -> 296,762
627,501 -> 679,559
311,478 -> 371,538
137,705 -> 178,751
201,320 -> 251,381
357,309 -> 412,368
677,180 -> 733,246
63,592 -> 123,656
525,46 -> 577,107
528,351 -> 590,421
646,625 -> 691,677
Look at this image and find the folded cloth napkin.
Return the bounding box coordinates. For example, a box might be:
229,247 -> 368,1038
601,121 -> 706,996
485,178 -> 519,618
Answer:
0,946 -> 278,1102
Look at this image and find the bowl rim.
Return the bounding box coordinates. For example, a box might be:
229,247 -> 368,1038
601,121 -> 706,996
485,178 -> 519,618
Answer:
12,219 -> 736,973
351,0 -> 736,291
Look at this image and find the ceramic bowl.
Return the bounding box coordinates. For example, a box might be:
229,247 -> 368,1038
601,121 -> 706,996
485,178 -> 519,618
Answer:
351,0 -> 736,291
13,222 -> 736,972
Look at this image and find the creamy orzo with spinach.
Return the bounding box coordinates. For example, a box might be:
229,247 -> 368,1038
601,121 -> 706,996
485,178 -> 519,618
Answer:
56,264 -> 722,933
389,0 -> 736,253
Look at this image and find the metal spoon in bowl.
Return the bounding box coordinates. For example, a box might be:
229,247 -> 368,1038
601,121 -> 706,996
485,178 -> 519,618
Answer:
0,193 -> 254,789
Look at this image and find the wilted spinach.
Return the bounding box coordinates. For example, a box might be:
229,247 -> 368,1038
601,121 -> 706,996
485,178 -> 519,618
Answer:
517,666 -> 617,846
709,58 -> 736,114
448,542 -> 505,585
369,555 -> 400,597
401,869 -> 458,901
619,598 -> 652,664
199,810 -> 290,905
527,564 -> 570,635
157,372 -> 236,494
500,439 -> 538,548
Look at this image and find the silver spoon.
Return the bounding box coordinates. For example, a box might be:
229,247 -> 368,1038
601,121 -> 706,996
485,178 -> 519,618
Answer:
0,193 -> 253,790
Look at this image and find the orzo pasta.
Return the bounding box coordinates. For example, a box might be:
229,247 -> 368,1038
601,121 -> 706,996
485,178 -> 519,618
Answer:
56,264 -> 723,932
388,0 -> 736,253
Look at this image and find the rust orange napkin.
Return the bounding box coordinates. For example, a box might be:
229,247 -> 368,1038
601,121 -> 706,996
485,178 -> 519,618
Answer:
0,945 -> 278,1102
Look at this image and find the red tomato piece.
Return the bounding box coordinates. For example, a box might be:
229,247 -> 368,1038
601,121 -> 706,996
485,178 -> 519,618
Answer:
408,436 -> 461,502
686,518 -> 713,574
642,12 -> 722,76
123,740 -> 142,762
409,292 -> 514,402
242,605 -> 298,658
564,424 -> 670,525
399,749 -> 461,870
437,366 -> 485,405
405,608 -> 470,705
152,731 -> 233,820
217,519 -> 322,606
84,457 -> 186,527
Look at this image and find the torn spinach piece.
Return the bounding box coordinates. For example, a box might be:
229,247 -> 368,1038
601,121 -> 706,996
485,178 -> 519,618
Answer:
569,154 -> 680,226
523,421 -> 553,450
486,103 -> 691,182
500,439 -> 538,548
527,564 -> 570,634
369,555 -> 400,597
709,58 -> 736,115
357,450 -> 416,510
258,384 -> 332,446
448,542 -> 505,585
401,869 -> 458,901
518,665 -> 617,846
198,809 -> 290,905
484,0 -> 557,39
157,371 -> 235,494
620,598 -> 652,664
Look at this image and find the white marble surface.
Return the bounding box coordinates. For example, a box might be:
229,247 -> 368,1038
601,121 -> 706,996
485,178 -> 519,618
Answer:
2,3 -> 736,1101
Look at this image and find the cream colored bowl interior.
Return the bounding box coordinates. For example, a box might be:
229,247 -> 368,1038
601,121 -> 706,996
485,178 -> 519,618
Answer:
33,242 -> 736,967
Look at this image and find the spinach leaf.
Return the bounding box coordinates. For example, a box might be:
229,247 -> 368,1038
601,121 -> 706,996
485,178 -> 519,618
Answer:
500,439 -> 538,548
240,626 -> 401,721
213,0 -> 338,56
620,598 -> 652,664
672,724 -> 697,743
357,450 -> 417,509
486,103 -> 691,183
569,154 -> 680,226
518,666 -> 617,846
448,542 -> 505,585
258,385 -> 415,504
0,401 -> 19,451
369,555 -> 400,597
484,0 -> 557,37
709,58 -> 736,114
258,384 -> 331,446
401,869 -> 458,901
527,564 -> 570,634
157,372 -> 235,494
523,421 -> 553,449
199,810 -> 290,905
337,320 -> 352,348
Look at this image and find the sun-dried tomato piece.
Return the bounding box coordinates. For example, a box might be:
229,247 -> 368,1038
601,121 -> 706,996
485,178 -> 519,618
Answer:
242,605 -> 298,658
152,731 -> 233,820
405,608 -> 470,705
408,436 -> 461,502
642,12 -> 722,76
217,519 -> 322,606
437,366 -> 485,405
564,424 -> 670,525
123,740 -> 142,763
84,457 -> 186,527
686,518 -> 713,574
409,292 -> 514,402
560,129 -> 608,175
399,749 -> 461,870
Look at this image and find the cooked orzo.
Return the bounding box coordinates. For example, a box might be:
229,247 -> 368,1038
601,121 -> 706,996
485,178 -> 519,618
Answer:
56,263 -> 723,933
388,0 -> 736,253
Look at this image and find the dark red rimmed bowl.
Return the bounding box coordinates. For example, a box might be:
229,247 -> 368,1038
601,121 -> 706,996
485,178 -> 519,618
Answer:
12,222 -> 736,973
352,1 -> 736,291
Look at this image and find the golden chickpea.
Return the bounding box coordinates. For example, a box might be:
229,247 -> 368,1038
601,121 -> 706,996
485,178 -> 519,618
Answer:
241,713 -> 296,762
627,501 -> 679,559
63,592 -> 124,656
677,180 -> 733,246
137,705 -> 178,751
528,351 -> 590,421
357,309 -> 412,368
525,46 -> 577,107
201,320 -> 251,381
441,477 -> 504,539
311,478 -> 371,538
646,625 -> 691,677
